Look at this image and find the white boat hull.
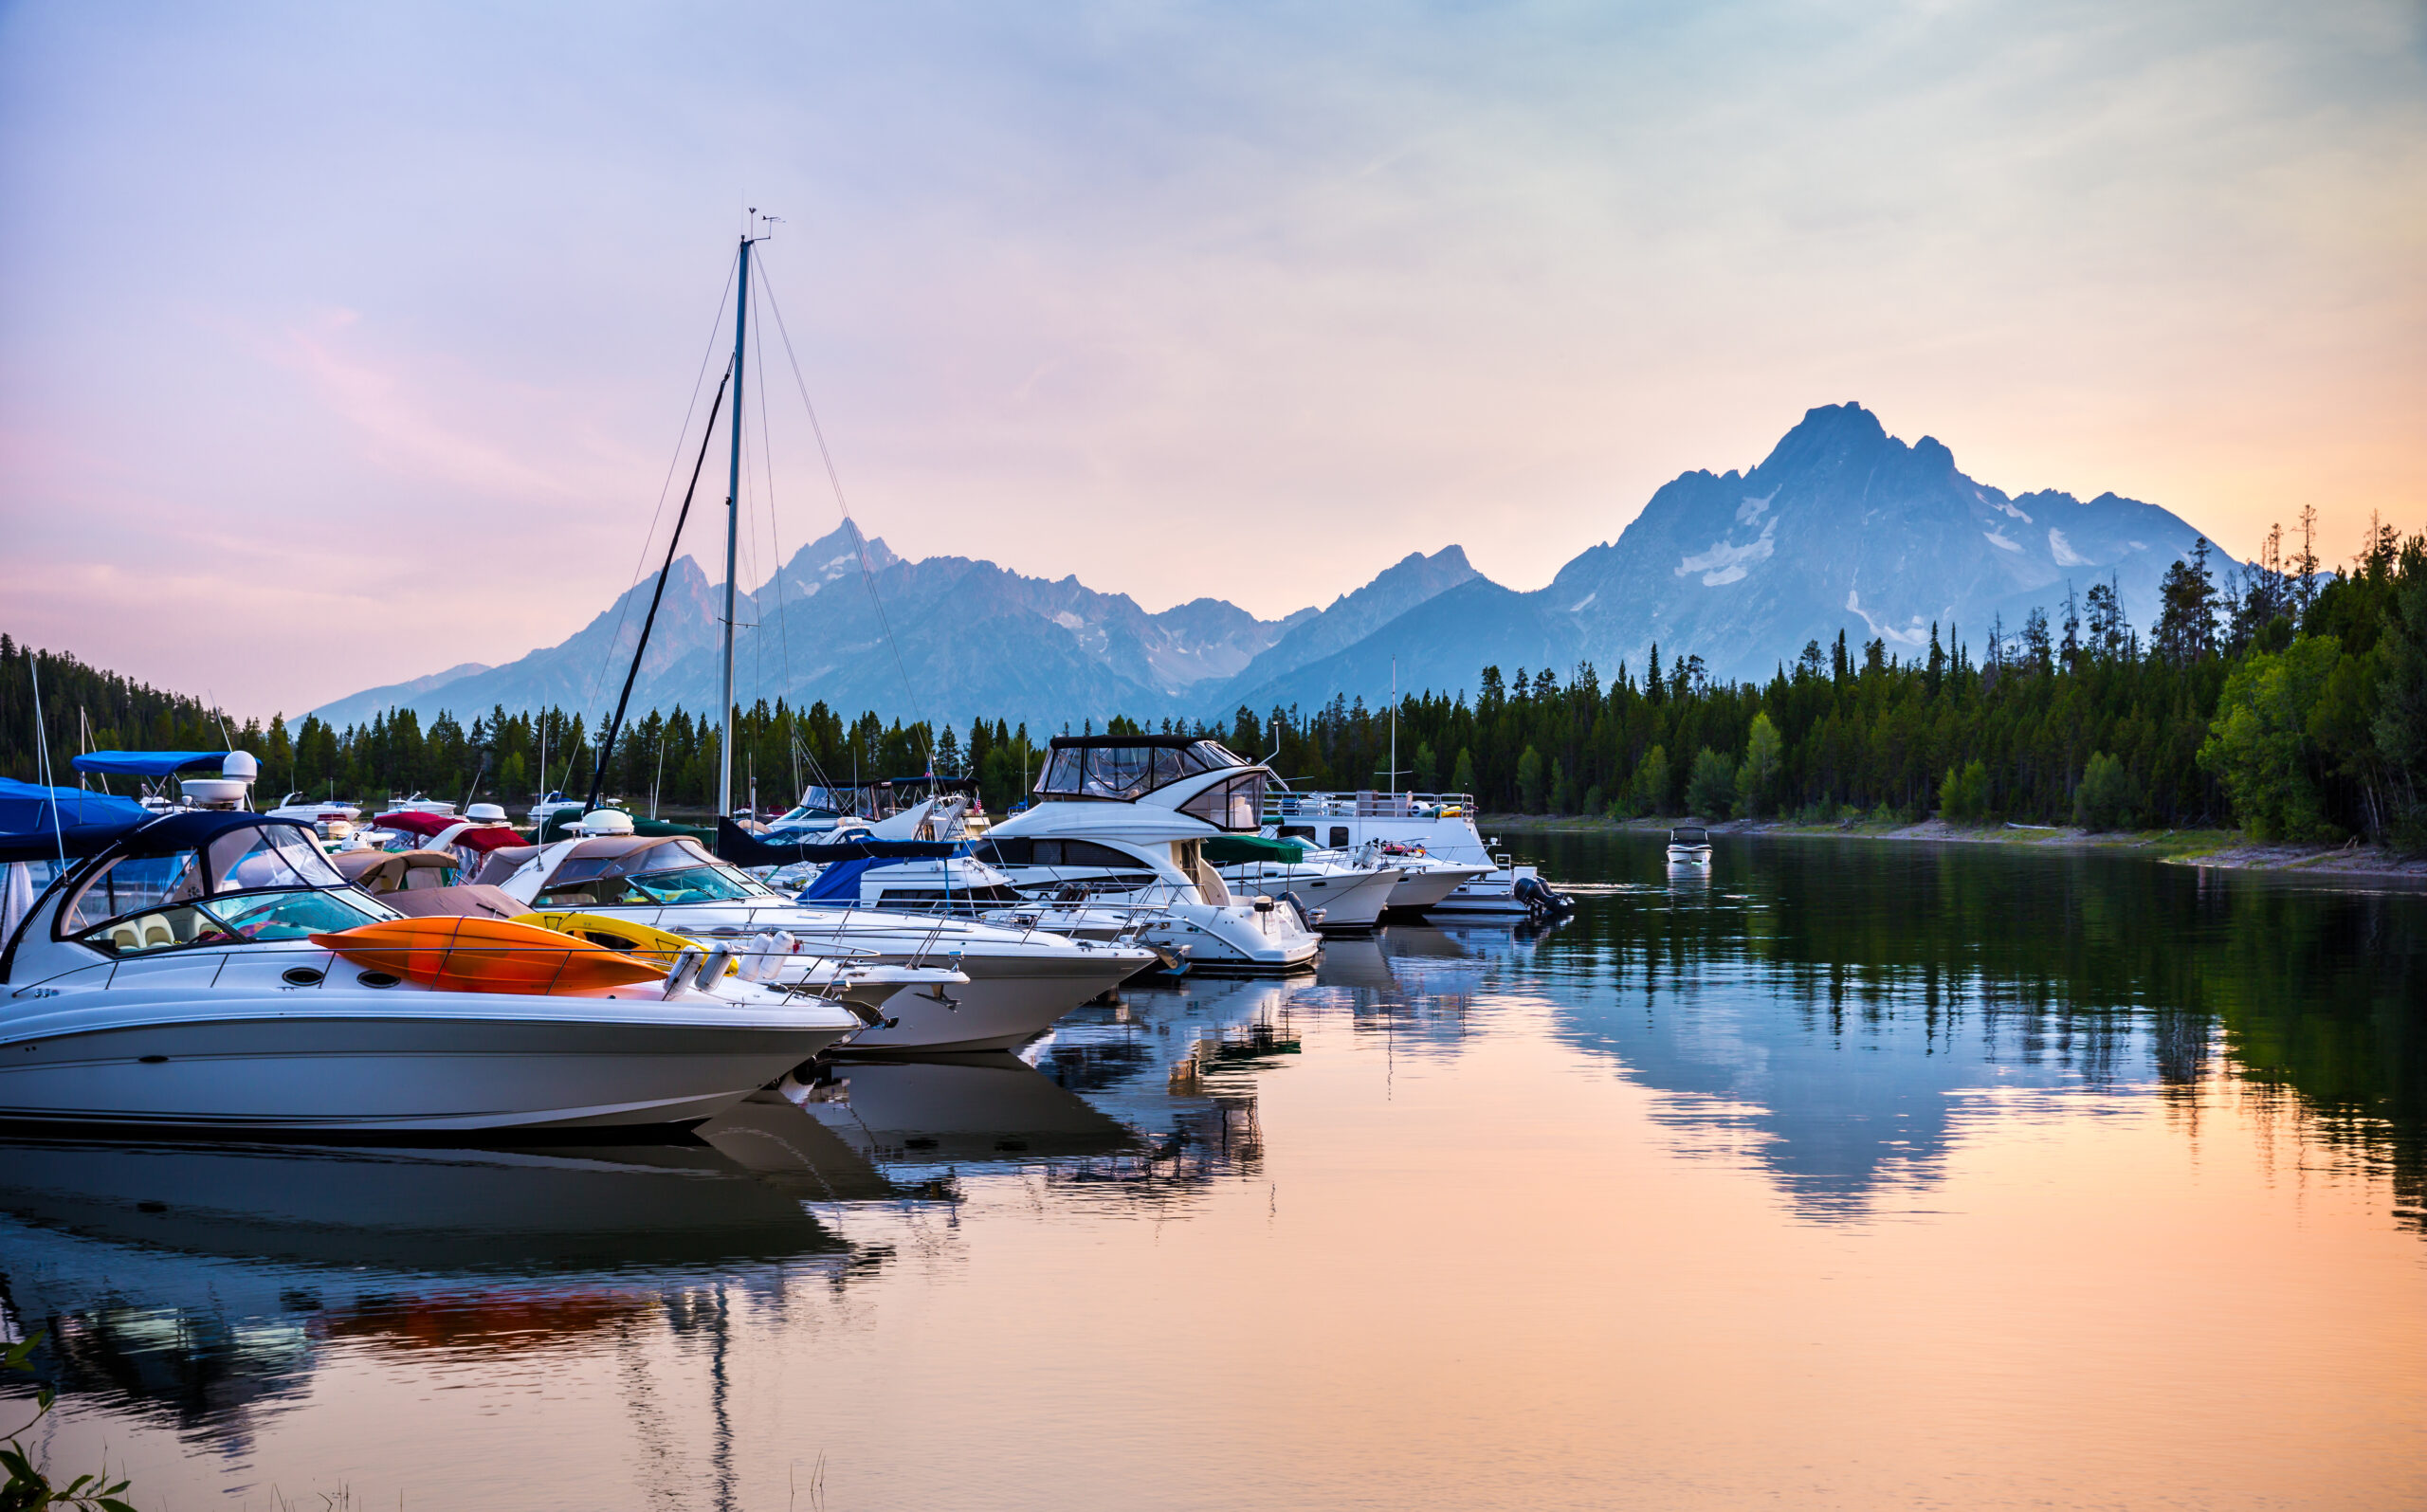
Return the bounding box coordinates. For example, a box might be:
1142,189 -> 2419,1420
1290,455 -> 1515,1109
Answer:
1214,865 -> 1402,931
545,902 -> 1154,1056
0,997 -> 851,1134
831,950 -> 1137,1054
1382,864 -> 1488,911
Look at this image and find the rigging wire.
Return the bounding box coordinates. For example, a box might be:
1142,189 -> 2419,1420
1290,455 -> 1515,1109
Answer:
754,255 -> 931,770
571,253 -> 739,794
750,264 -> 795,736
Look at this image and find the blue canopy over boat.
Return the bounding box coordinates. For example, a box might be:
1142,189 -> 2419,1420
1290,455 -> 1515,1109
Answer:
72,750 -> 231,777
715,817 -> 955,868
0,779 -> 155,865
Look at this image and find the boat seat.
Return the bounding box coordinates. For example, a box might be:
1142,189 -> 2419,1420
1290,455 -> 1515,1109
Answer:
110,924 -> 141,952
143,920 -> 176,949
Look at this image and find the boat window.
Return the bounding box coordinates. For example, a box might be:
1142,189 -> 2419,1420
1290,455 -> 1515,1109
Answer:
1184,740 -> 1247,772
1034,741 -> 1248,801
1278,826 -> 1316,842
1330,827 -> 1350,848
210,888 -> 386,940
58,849 -> 207,936
1179,772 -> 1269,832
540,863 -> 765,908
1000,839 -> 1140,868
82,904 -> 232,956
208,825 -> 345,893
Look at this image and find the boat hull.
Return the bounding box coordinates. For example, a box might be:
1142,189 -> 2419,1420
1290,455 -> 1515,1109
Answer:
1382,865 -> 1487,911
830,949 -> 1139,1054
0,1004 -> 849,1134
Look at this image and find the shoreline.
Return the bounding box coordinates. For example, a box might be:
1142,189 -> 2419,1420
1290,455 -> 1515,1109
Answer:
1482,813 -> 2427,884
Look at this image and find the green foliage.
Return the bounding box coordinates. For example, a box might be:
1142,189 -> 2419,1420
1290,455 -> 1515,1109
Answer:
1451,747 -> 1476,796
1737,712 -> 1783,816
4,1332 -> 139,1511
1686,746 -> 1737,818
1413,739 -> 1439,792
2199,636 -> 2345,841
1630,744 -> 1672,817
2073,751 -> 2138,830
1516,745 -> 1547,811
1939,758 -> 1991,822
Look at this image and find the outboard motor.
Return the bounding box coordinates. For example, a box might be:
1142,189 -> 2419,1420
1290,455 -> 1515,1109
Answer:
1513,874 -> 1574,921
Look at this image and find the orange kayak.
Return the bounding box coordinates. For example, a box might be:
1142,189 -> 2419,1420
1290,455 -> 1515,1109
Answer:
309,916 -> 667,995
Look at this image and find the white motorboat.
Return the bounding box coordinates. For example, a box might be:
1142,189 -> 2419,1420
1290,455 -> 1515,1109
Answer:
1667,826 -> 1713,865
1206,835 -> 1403,932
488,829 -> 1152,1054
1265,789 -> 1565,917
976,736 -> 1323,974
0,811 -> 865,1134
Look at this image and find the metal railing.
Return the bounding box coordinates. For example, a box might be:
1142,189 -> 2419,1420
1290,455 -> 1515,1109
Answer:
1262,791 -> 1477,819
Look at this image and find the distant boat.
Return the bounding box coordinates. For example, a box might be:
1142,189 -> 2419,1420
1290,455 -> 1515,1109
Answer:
1667,826 -> 1712,864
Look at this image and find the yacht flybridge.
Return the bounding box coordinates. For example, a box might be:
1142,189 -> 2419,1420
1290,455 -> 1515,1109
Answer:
0,809 -> 864,1133
977,736 -> 1322,974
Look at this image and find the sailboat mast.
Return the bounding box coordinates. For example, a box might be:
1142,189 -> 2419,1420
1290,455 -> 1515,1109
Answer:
719,232 -> 753,817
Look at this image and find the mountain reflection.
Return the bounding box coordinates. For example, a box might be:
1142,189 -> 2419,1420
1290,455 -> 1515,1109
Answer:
1514,833 -> 2427,1225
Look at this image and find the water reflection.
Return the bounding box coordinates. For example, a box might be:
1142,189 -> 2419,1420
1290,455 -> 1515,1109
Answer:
1514,831 -> 2427,1227
0,1136 -> 867,1455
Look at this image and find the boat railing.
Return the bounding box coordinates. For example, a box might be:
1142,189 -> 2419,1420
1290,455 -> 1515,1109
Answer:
1263,791 -> 1477,820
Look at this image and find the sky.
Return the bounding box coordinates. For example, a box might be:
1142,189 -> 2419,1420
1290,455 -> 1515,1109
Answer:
2,0 -> 2422,718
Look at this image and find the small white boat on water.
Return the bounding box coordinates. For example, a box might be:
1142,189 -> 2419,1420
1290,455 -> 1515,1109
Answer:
1667,826 -> 1713,864
0,807 -> 865,1134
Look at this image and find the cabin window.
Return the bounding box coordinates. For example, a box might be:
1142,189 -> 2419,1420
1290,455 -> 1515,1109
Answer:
1279,826 -> 1315,842
1329,827 -> 1351,848
1178,772 -> 1268,832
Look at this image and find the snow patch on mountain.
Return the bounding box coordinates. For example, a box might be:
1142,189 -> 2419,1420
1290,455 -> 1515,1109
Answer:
2048,528 -> 2089,567
1677,517 -> 1779,586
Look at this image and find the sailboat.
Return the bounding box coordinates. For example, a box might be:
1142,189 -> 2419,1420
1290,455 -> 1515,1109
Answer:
485,224 -> 1156,1053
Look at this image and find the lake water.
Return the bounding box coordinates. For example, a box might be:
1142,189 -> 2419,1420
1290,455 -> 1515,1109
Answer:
6,835 -> 2423,1509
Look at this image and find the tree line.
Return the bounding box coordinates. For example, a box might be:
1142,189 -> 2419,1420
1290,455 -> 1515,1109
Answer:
7,511 -> 2421,846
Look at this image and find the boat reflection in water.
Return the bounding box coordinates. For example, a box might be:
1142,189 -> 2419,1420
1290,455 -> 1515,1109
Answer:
0,1134 -> 874,1450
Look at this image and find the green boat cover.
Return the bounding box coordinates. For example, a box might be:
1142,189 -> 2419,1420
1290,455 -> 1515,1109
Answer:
1201,833 -> 1309,865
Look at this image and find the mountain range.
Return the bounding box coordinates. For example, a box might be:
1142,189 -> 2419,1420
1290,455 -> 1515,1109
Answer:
311,403 -> 2229,733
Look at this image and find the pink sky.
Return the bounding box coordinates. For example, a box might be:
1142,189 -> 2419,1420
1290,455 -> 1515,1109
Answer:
3,1 -> 2421,717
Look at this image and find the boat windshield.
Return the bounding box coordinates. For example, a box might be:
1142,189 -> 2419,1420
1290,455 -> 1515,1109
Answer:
1033,740 -> 1246,801
537,838 -> 777,908
73,885 -> 390,957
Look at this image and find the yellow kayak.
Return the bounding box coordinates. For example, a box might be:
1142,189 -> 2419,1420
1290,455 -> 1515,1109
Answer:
511,910 -> 739,976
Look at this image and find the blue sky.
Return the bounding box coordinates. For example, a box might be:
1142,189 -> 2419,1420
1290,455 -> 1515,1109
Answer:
3,0 -> 2421,714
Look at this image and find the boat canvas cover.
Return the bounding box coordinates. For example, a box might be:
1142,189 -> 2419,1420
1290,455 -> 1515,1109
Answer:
1201,834 -> 1308,865
70,750 -> 231,777
0,779 -> 155,864
716,817 -> 954,868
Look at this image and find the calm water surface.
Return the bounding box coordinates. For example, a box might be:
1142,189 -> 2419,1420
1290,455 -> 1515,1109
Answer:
6,836 -> 2424,1509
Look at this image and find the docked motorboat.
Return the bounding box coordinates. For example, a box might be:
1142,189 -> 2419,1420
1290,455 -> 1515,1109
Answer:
488,825 -> 1153,1053
0,809 -> 867,1134
1667,826 -> 1713,865
975,736 -> 1323,974
1265,790 -> 1560,917
1205,834 -> 1402,932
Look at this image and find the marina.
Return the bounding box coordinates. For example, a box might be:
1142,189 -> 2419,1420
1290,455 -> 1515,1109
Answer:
4,833 -> 2420,1507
